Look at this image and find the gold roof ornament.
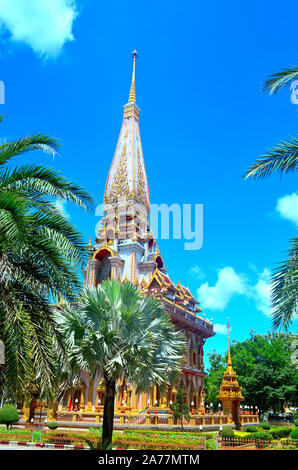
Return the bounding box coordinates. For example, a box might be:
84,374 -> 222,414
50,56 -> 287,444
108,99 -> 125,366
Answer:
87,237 -> 92,249
217,318 -> 244,402
96,378 -> 105,391
140,277 -> 148,290
128,49 -> 138,103
226,317 -> 235,375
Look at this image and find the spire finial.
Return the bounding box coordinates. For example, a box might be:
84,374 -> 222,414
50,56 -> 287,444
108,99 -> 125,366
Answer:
226,317 -> 232,366
128,49 -> 138,103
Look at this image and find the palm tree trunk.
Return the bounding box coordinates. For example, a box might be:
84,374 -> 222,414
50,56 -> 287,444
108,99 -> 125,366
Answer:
102,377 -> 116,448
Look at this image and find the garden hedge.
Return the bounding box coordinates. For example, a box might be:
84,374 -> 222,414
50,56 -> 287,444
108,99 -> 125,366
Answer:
0,405 -> 19,429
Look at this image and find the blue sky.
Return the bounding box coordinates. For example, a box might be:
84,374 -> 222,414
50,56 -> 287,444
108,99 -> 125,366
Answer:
0,0 -> 297,369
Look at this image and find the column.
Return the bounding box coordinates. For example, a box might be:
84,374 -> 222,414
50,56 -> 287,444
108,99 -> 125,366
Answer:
88,259 -> 101,287
80,388 -> 85,411
87,376 -> 94,412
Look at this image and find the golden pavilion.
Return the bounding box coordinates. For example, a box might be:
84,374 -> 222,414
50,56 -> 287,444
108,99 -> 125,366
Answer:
217,319 -> 244,426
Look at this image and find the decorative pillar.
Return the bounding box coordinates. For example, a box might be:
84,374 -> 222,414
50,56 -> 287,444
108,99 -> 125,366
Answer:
153,385 -> 158,407
87,377 -> 94,412
47,402 -> 58,421
88,259 -> 101,287
22,400 -> 30,423
67,391 -> 73,411
80,388 -> 85,411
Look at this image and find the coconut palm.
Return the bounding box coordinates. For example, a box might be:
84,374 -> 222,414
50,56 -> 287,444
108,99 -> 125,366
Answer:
0,116 -> 94,400
244,66 -> 298,331
55,279 -> 186,447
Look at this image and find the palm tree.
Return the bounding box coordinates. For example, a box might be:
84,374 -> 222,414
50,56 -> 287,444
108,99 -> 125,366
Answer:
244,67 -> 298,331
0,116 -> 94,400
55,279 -> 186,447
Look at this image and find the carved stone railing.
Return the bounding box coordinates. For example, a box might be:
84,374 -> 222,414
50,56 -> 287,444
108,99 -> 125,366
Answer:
55,410 -> 232,427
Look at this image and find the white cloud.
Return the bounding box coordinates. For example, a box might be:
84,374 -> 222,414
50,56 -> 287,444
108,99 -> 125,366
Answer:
197,266 -> 247,311
197,265 -> 273,318
276,192 -> 298,226
213,323 -> 231,335
0,0 -> 78,58
253,268 -> 272,317
189,265 -> 205,280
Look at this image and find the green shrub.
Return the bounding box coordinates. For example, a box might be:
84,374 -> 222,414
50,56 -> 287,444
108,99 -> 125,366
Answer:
32,430 -> 42,443
269,427 -> 292,439
280,437 -> 298,449
113,430 -> 205,450
259,423 -> 270,430
246,425 -> 259,433
47,422 -> 59,430
206,438 -> 217,450
221,427 -> 234,438
290,428 -> 298,440
295,420 -> 298,428
253,431 -> 272,441
0,405 -> 19,429
235,431 -> 253,438
252,431 -> 272,449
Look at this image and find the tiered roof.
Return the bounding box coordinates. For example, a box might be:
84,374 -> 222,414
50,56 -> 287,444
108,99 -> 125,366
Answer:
140,267 -> 214,337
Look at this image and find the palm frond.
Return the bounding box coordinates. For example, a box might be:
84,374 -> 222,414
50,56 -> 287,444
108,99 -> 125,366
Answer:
0,163 -> 94,213
0,121 -> 94,399
271,237 -> 298,331
263,65 -> 298,94
0,134 -> 59,166
244,136 -> 298,179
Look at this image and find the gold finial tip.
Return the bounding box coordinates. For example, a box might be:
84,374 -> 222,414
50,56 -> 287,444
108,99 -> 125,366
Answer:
128,50 -> 137,103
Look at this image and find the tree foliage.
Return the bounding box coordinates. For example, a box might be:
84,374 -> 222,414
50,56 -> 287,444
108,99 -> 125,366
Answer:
0,118 -> 94,400
55,280 -> 186,447
170,387 -> 190,431
204,332 -> 298,414
244,65 -> 298,330
0,404 -> 19,429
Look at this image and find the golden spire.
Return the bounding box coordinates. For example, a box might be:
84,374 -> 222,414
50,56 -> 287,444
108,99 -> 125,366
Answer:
217,317 -> 244,413
128,49 -> 138,103
227,317 -> 232,367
